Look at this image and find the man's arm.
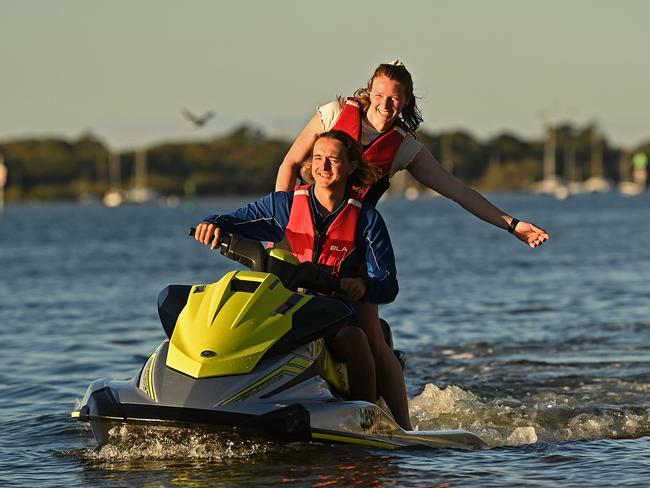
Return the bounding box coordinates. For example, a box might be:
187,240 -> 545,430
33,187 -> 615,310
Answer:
200,192 -> 292,243
359,207 -> 399,304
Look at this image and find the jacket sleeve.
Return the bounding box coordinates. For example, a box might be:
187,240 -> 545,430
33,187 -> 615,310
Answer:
201,192 -> 291,243
359,206 -> 399,304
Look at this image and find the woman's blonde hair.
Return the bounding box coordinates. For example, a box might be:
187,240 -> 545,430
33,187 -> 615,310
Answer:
300,130 -> 380,187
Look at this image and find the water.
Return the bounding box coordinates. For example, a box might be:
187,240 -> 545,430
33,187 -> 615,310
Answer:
1,192 -> 649,487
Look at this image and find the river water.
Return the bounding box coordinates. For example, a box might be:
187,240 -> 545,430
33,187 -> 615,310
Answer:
1,192 -> 649,487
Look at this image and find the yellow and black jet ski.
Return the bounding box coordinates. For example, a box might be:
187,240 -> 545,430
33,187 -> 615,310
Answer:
71,232 -> 486,450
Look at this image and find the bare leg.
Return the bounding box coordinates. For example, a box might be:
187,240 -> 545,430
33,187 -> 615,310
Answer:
357,302 -> 412,430
328,326 -> 376,402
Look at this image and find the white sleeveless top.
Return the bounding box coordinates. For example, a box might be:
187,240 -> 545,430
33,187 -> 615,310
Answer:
318,100 -> 423,175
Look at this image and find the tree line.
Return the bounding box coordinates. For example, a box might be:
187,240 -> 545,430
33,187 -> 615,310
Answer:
1,123 -> 647,201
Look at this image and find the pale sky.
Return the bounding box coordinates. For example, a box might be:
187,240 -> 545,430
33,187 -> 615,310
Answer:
1,0 -> 648,150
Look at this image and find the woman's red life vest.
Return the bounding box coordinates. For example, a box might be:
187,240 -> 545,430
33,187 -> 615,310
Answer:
332,97 -> 406,179
284,185 -> 362,277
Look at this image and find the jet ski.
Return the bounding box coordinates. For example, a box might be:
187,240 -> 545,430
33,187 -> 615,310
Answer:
71,231 -> 486,450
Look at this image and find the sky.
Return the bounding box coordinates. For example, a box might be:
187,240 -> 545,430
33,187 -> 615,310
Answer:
1,0 -> 649,150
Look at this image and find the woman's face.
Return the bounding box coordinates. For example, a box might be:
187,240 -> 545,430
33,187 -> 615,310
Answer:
367,76 -> 409,129
311,137 -> 358,190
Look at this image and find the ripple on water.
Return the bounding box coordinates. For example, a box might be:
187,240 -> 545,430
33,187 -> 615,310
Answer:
538,453 -> 580,464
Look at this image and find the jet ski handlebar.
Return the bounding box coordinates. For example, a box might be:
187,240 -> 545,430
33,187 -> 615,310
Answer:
189,227 -> 265,272
189,228 -> 343,297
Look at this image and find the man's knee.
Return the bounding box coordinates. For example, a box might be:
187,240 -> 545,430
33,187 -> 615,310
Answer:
336,326 -> 370,353
357,319 -> 389,352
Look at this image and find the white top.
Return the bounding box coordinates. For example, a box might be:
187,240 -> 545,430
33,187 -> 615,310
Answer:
318,100 -> 423,175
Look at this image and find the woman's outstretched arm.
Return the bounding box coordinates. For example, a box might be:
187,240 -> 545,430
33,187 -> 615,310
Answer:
407,147 -> 550,248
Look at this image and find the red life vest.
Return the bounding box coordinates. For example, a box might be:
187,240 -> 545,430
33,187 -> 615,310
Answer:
332,97 -> 407,180
284,185 -> 362,277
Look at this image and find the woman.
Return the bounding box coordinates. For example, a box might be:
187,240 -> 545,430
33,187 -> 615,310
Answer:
195,130 -> 397,405
275,60 -> 550,430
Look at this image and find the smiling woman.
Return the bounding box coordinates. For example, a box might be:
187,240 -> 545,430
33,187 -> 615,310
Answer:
366,77 -> 408,131
276,60 -> 549,247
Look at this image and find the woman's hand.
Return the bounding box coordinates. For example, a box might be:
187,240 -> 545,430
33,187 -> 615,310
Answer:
340,277 -> 367,301
194,222 -> 221,250
513,221 -> 550,248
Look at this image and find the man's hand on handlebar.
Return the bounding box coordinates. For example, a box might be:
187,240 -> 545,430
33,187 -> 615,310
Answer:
194,222 -> 222,250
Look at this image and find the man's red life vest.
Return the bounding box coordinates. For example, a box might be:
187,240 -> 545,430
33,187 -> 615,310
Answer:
332,97 -> 407,179
284,185 -> 362,277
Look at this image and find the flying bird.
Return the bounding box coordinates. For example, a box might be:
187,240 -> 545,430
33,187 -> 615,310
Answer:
181,108 -> 215,128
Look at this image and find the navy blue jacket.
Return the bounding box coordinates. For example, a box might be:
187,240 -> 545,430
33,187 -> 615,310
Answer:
202,189 -> 398,304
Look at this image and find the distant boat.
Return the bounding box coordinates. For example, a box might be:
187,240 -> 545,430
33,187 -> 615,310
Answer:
103,189 -> 125,208
530,177 -> 570,200
127,187 -> 157,204
582,176 -> 611,193
531,122 -> 571,199
103,152 -> 125,208
405,186 -> 420,201
618,181 -> 644,197
126,148 -> 156,204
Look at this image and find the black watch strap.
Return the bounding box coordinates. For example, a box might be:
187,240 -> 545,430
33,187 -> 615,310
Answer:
508,218 -> 520,234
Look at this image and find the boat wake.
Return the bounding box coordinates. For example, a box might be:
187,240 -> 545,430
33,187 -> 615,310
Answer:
409,383 -> 650,447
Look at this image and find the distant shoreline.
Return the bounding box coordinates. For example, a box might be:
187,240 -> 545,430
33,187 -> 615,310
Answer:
1,124 -> 648,202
